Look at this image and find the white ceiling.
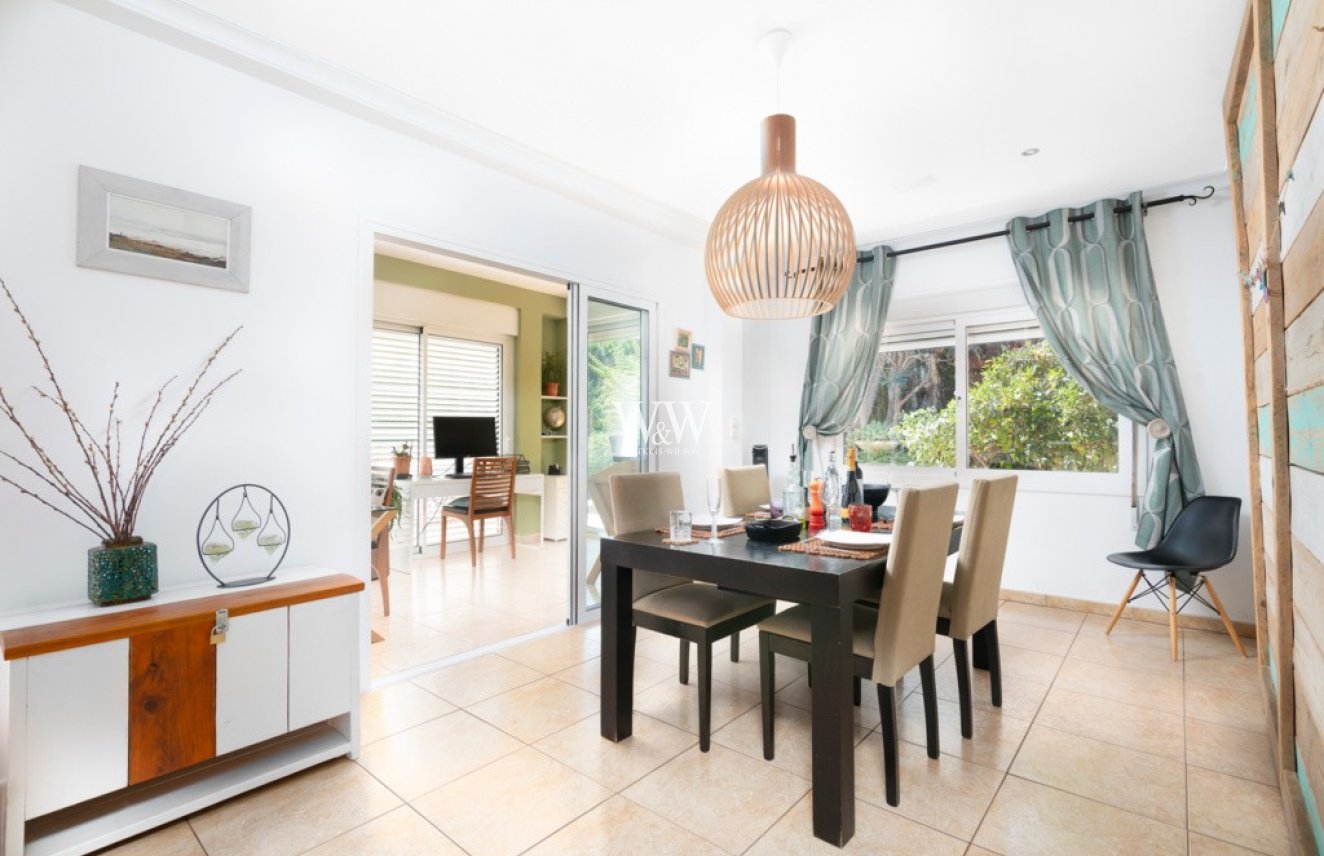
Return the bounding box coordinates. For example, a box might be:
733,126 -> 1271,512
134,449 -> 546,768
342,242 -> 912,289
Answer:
181,0 -> 1244,244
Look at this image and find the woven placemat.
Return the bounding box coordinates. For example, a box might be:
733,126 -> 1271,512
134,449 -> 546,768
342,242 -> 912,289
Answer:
654,523 -> 746,539
777,539 -> 887,561
871,520 -> 893,533
663,537 -> 700,546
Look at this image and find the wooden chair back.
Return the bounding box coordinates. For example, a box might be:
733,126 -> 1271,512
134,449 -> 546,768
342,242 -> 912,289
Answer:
468,456 -> 517,515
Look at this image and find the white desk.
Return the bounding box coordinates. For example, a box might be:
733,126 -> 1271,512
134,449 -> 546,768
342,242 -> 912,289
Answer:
398,474 -> 547,552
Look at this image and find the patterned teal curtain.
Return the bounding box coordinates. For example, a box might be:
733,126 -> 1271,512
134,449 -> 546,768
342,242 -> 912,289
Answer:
1007,193 -> 1203,547
797,245 -> 896,475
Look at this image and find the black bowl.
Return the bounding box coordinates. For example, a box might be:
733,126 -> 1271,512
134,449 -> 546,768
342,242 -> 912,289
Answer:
745,518 -> 803,544
862,484 -> 891,516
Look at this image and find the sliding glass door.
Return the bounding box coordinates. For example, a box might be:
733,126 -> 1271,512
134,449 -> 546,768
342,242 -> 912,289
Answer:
568,285 -> 655,623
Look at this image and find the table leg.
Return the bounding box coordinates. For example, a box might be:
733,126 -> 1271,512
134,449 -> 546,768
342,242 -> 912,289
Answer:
809,602 -> 855,846
601,558 -> 635,741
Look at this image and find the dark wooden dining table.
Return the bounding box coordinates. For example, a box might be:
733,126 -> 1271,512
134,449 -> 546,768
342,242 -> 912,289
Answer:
598,515 -> 969,847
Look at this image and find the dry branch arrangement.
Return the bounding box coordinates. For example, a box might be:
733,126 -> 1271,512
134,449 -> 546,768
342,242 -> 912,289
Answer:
0,276 -> 240,546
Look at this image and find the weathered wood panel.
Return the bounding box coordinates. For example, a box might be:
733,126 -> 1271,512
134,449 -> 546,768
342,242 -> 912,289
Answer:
1261,407 -> 1277,457
1298,701 -> 1324,851
1263,453 -> 1276,508
1258,351 -> 1274,405
1285,191 -> 1324,325
1279,89 -> 1324,255
1273,0 -> 1324,188
1286,291 -> 1324,394
1289,384 -> 1324,473
1291,464 -> 1324,560
1255,302 -> 1272,357
1294,538 -> 1324,730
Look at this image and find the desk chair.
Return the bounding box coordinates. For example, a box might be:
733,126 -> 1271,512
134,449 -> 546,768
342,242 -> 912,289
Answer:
1106,496 -> 1245,661
441,456 -> 517,568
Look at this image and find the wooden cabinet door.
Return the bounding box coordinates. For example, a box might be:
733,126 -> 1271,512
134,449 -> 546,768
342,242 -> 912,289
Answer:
289,595 -> 357,730
216,608 -> 289,754
25,640 -> 129,818
128,621 -> 216,784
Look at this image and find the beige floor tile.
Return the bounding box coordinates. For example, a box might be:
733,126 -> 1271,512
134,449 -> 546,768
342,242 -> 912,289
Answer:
377,633 -> 477,672
1186,717 -> 1277,786
713,700 -> 872,780
1187,766 -> 1290,855
624,744 -> 810,854
1067,626 -> 1187,676
1184,626 -> 1257,660
356,710 -> 522,800
965,848 -> 1001,856
998,601 -> 1087,633
1183,649 -> 1261,694
895,691 -> 1032,771
932,658 -> 1051,723
1081,612 -> 1175,649
996,620 -> 1076,656
412,747 -> 611,856
97,822 -> 204,856
1186,681 -> 1268,733
535,712 -> 697,791
468,676 -> 598,742
774,674 -> 884,730
411,653 -> 543,707
1188,831 -> 1270,854
304,806 -> 465,855
746,792 -> 967,855
986,643 -> 1065,684
553,655 -> 677,696
1011,724 -> 1186,826
973,775 -> 1186,856
189,759 -> 400,856
526,795 -> 725,855
1035,686 -> 1185,759
633,629 -> 687,666
500,627 -> 601,673
705,644 -> 808,694
853,738 -> 1004,840
634,673 -> 761,737
1052,656 -> 1184,714
360,681 -> 456,745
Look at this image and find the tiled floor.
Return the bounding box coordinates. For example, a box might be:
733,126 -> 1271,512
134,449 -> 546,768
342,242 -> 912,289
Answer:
105,602 -> 1289,855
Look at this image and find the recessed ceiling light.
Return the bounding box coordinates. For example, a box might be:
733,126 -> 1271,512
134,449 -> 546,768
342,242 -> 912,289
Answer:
1021,147 -> 1041,157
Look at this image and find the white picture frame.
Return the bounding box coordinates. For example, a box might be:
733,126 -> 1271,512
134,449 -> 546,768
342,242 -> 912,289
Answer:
76,166 -> 251,293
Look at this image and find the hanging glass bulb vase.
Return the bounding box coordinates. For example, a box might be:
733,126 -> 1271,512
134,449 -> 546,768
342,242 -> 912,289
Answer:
256,495 -> 288,555
231,486 -> 261,540
201,507 -> 235,564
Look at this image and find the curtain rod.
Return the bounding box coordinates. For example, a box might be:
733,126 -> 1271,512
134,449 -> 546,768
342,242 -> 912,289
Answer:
857,185 -> 1217,262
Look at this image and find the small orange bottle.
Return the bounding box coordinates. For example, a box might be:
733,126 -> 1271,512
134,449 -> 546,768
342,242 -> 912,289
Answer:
808,479 -> 825,533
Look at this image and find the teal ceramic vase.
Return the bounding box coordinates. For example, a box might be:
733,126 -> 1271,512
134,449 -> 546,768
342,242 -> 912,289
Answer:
87,538 -> 158,606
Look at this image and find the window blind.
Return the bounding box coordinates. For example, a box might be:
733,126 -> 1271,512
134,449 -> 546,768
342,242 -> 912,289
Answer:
370,326 -> 421,466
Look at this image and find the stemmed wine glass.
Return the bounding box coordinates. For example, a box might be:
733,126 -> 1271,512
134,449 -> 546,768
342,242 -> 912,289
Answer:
705,477 -> 723,544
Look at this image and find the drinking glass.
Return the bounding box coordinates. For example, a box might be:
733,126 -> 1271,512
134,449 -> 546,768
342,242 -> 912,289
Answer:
705,477 -> 723,543
849,504 -> 872,532
669,510 -> 692,542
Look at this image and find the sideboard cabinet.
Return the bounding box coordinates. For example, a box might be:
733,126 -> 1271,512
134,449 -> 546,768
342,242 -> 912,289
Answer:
0,567 -> 363,856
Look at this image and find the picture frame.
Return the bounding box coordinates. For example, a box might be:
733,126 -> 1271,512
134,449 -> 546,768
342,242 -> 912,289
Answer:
76,165 -> 251,293
675,328 -> 692,350
691,343 -> 706,370
669,348 -> 691,379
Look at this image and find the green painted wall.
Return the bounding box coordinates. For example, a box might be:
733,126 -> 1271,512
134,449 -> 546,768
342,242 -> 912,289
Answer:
374,255 -> 567,536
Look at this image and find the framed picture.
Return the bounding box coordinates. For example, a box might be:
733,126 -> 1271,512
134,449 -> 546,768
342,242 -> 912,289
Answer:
691,343 -> 706,370
675,328 -> 692,350
77,165 -> 251,292
669,348 -> 691,379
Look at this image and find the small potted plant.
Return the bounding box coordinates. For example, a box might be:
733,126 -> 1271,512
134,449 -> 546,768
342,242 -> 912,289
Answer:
541,351 -> 565,397
392,443 -> 412,477
0,278 -> 239,606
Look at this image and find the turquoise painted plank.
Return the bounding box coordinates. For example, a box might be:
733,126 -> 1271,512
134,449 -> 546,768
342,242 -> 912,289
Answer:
1290,386 -> 1324,474
1296,745 -> 1324,856
1239,74 -> 1259,166
1261,404 -> 1275,456
1272,0 -> 1291,53
1269,639 -> 1279,694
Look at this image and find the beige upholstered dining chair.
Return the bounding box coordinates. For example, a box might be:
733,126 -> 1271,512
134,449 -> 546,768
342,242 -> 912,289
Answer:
720,465 -> 771,516
938,475 -> 1018,739
441,456 -> 517,568
611,471 -> 776,751
757,481 -> 960,806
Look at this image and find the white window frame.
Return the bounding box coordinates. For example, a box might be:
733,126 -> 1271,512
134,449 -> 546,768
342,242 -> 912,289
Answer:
858,306 -> 1134,497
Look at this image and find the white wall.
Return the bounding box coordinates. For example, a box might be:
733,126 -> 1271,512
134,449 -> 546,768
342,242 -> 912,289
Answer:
0,0 -> 730,611
743,183 -> 1256,621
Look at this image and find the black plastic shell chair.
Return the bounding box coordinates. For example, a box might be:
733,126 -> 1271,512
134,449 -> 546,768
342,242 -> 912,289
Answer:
1104,496 -> 1246,660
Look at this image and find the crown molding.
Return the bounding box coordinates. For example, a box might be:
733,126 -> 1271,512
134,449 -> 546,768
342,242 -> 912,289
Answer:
58,0 -> 708,246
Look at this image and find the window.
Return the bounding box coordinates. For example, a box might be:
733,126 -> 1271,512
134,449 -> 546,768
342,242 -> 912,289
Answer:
849,314 -> 1122,482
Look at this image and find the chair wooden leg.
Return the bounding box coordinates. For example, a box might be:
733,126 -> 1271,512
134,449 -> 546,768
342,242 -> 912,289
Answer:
698,640 -> 713,752
877,683 -> 899,807
1167,574 -> 1179,661
919,655 -> 939,758
440,513 -> 448,560
952,638 -> 973,740
478,518 -> 486,552
508,513 -> 516,558
1202,577 -> 1248,657
678,639 -> 689,685
1106,570 -> 1144,634
759,631 -> 775,760
464,519 -> 477,568
730,631 -> 740,663
985,620 -> 1002,708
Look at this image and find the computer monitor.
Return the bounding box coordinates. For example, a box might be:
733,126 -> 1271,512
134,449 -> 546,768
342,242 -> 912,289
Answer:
432,416 -> 498,477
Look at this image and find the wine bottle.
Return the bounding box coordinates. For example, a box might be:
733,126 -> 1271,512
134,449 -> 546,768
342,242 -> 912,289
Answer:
844,445 -> 860,509
822,450 -> 842,531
